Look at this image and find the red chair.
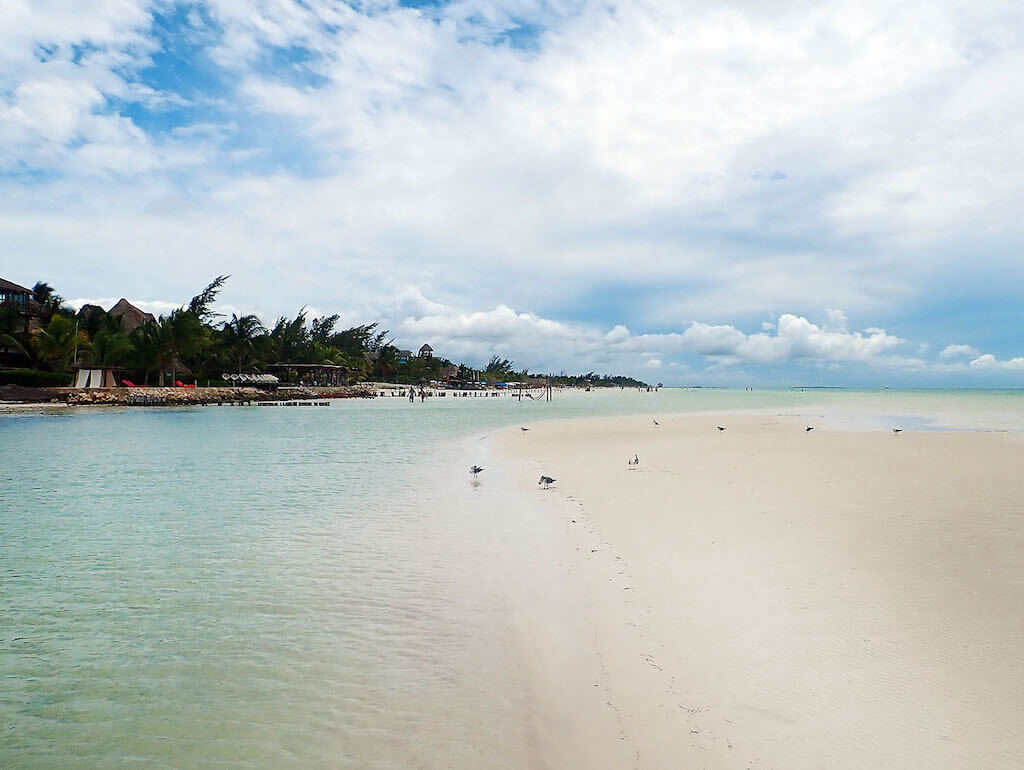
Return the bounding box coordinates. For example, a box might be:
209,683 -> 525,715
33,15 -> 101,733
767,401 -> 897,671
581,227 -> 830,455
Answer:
122,379 -> 136,387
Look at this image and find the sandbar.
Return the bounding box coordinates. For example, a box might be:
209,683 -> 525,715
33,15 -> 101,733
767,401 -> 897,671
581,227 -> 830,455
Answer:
494,414 -> 1024,769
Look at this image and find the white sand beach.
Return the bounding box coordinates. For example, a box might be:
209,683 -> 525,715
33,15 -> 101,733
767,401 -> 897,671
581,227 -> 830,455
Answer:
494,415 -> 1024,769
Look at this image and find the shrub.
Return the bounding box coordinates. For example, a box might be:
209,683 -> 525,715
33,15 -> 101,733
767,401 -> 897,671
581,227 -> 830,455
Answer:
0,368 -> 73,387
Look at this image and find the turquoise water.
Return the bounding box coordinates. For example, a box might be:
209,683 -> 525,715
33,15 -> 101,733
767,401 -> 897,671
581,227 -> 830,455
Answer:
4,388 -> 1024,767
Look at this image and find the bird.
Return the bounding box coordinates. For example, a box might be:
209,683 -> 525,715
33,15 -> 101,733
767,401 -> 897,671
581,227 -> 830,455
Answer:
521,427 -> 530,431
628,454 -> 639,470
538,475 -> 556,488
805,426 -> 814,432
892,428 -> 903,436
470,465 -> 485,475
653,419 -> 660,426
716,425 -> 726,431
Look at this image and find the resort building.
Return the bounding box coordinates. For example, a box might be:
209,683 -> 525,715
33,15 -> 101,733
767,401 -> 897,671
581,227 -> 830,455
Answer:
0,277 -> 32,309
0,276 -> 44,336
419,343 -> 433,358
395,349 -> 414,364
107,298 -> 156,333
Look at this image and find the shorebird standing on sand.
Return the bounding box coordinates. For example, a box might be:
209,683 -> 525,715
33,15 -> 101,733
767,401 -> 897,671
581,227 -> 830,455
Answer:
628,454 -> 639,470
805,426 -> 814,432
538,475 -> 556,488
521,427 -> 530,432
717,425 -> 726,431
892,428 -> 903,436
653,418 -> 660,426
470,465 -> 485,475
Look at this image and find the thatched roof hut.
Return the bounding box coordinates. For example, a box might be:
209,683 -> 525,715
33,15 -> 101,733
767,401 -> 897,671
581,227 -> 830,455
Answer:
108,298 -> 155,333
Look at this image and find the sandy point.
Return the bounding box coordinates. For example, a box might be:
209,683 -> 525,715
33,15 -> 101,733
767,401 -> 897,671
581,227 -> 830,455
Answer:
494,414 -> 1024,769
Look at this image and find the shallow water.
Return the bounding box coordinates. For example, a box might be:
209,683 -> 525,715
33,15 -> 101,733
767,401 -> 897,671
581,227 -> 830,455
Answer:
3,388 -> 1024,767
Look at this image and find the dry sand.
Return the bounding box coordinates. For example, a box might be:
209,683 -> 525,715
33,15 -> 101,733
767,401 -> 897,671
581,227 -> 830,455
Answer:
494,415 -> 1024,769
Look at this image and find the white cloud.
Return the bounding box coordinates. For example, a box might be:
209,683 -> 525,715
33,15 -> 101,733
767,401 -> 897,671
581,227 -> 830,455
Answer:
389,295 -> 911,375
968,354 -> 1024,370
3,1 -> 1024,384
940,344 -> 980,359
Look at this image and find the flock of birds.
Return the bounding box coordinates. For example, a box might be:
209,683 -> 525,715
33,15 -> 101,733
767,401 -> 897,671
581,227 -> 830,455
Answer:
470,420 -> 906,486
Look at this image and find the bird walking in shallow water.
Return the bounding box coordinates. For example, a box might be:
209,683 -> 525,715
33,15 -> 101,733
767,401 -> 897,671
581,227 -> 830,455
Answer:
470,465 -> 485,475
538,475 -> 556,488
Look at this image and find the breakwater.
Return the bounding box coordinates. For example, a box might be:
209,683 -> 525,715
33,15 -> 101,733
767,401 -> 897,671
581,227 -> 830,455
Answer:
0,385 -> 376,406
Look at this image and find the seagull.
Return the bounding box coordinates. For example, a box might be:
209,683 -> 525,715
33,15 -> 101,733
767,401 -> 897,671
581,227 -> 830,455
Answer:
628,454 -> 639,470
538,475 -> 556,488
470,465 -> 485,475
521,427 -> 530,431
653,419 -> 660,426
892,428 -> 903,436
716,426 -> 726,431
805,426 -> 814,432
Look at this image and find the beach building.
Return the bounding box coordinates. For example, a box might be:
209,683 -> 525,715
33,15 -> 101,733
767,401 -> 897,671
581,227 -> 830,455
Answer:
0,277 -> 32,309
71,365 -> 122,389
0,276 -> 45,336
395,349 -> 414,364
418,343 -> 433,358
107,298 -> 156,333
266,363 -> 349,386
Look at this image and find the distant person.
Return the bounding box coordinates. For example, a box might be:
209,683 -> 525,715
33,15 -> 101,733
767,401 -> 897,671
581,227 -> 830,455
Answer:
408,387 -> 414,402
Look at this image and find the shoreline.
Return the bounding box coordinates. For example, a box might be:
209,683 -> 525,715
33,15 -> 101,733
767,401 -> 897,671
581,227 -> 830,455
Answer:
494,413 -> 1024,768
0,383 -> 377,407
0,382 -> 560,407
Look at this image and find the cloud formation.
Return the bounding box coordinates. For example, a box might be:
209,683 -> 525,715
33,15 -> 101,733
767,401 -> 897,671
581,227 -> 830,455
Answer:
2,1 -> 1024,383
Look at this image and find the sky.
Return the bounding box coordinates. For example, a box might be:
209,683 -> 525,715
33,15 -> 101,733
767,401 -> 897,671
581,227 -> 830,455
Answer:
2,0 -> 1023,385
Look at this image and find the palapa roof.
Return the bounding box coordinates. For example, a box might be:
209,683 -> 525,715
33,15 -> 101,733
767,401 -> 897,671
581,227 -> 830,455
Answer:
419,343 -> 433,352
107,298 -> 156,332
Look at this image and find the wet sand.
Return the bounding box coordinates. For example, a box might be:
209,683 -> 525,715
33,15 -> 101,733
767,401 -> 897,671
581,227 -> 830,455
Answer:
495,414 -> 1024,769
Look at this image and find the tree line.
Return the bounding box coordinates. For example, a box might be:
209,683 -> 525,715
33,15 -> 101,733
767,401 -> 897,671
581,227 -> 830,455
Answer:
0,276 -> 648,388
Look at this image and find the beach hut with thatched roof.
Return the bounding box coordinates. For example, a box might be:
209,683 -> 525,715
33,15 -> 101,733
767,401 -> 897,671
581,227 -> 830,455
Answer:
107,298 -> 155,333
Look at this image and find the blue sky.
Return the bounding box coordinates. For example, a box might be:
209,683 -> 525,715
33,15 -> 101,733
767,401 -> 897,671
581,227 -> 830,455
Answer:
2,0 -> 1023,385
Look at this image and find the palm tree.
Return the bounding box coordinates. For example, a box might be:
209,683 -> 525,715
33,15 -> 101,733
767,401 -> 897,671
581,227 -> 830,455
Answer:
0,303 -> 28,366
90,329 -> 133,367
130,311 -> 203,385
33,315 -> 90,371
130,321 -> 163,385
161,310 -> 204,385
375,345 -> 399,382
269,310 -> 312,363
31,282 -> 68,323
221,313 -> 266,374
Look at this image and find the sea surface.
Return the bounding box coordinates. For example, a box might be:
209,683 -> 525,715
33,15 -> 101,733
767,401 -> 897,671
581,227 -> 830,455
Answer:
3,387 -> 1024,767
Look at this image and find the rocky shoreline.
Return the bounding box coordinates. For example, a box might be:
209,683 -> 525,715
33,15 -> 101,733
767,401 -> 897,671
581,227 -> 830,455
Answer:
0,384 -> 376,406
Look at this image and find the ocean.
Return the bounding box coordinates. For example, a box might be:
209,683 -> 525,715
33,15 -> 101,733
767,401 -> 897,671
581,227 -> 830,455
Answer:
3,388 -> 1024,767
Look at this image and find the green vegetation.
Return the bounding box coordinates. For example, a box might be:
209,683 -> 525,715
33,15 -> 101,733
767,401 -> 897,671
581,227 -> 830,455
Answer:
0,369 -> 73,387
0,275 -> 649,389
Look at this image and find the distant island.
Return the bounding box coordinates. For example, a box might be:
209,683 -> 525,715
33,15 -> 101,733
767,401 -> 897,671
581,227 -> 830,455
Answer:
0,275 -> 649,394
